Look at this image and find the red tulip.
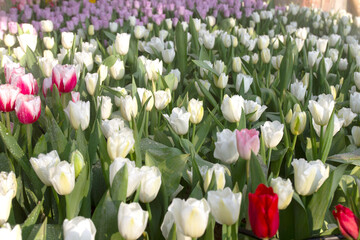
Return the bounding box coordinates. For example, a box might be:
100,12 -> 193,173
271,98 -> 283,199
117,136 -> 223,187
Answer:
15,94 -> 41,124
4,63 -> 25,84
333,204 -> 359,240
248,184 -> 279,239
12,73 -> 39,95
52,64 -> 77,93
236,128 -> 260,160
0,84 -> 20,112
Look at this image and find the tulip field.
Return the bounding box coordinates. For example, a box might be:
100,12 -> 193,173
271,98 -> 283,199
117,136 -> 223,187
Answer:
1,0 -> 360,239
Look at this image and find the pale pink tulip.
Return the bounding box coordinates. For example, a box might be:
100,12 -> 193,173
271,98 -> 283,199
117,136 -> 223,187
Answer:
236,128 -> 260,160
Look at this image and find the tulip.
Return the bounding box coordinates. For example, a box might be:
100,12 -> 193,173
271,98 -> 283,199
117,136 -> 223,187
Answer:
332,204 -> 359,240
118,202 -> 148,240
52,64 -> 77,93
317,38 -> 328,53
207,187 -> 242,225
292,158 -> 329,196
49,161 -> 75,195
107,127 -> 135,160
17,34 -> 37,52
236,128 -> 260,160
154,89 -> 171,111
88,25 -> 95,36
72,91 -> 80,102
137,88 -> 154,112
14,47 -> 25,60
187,99 -> 204,124
0,84 -> 20,112
97,96 -> 112,120
12,73 -> 39,95
101,118 -> 125,139
134,25 -> 146,39
290,108 -> 307,135
42,36 -> 54,50
261,121 -> 284,148
214,73 -> 228,89
42,77 -> 53,97
4,34 -> 15,48
139,166 -> 162,203
109,22 -> 118,33
199,61 -> 213,78
39,56 -> 58,78
258,35 -> 270,50
308,94 -> 335,126
62,32 -> 74,49
308,51 -> 319,68
206,16 -> 216,26
235,73 -> 253,93
354,72 -> 360,90
108,59 -> 125,80
0,171 -> 17,199
350,92 -> 360,114
119,95 -> 138,121
248,184 -> 279,239
64,100 -> 90,130
270,177 -> 294,210
30,150 -> 61,186
195,80 -> 211,97
221,33 -> 231,48
161,211 -> 191,240
203,33 -> 215,49
169,69 -> 180,91
261,48 -> 271,63
70,150 -> 85,178
163,107 -> 191,135
74,51 -> 94,72
63,217 -> 96,240
145,59 -> 163,82
4,63 -> 25,84
232,57 -> 242,73
0,223 -> 22,239
244,100 -> 267,122
213,129 -> 239,164
15,94 -> 41,124
113,87 -> 128,107
115,33 -> 131,56
352,126 -> 360,146
98,64 -> 108,83
202,164 -> 227,192
162,48 -> 175,64
168,198 -> 210,238
214,60 -> 226,75
290,80 -> 306,102
312,114 -> 344,137
85,73 -> 98,96
0,190 -> 13,226
338,108 -> 356,127
221,94 -> 244,123
40,20 -> 53,32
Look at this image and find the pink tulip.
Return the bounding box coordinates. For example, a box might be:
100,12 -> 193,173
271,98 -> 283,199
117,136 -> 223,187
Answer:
71,91 -> 80,102
42,77 -> 53,97
236,128 -> 260,160
4,63 -> 25,84
15,94 -> 41,124
12,73 -> 39,95
51,64 -> 77,93
0,84 -> 20,112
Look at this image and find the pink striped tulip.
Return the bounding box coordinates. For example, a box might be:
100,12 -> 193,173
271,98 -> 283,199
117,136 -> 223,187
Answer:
52,64 -> 77,93
0,84 -> 20,112
12,73 -> 39,95
42,77 -> 53,97
71,91 -> 80,102
4,63 -> 25,84
235,128 -> 260,160
15,94 -> 41,124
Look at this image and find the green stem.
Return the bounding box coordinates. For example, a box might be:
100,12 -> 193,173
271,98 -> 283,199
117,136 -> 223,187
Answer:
227,224 -> 232,239
220,88 -> 224,106
191,124 -> 196,143
158,111 -> 161,127
5,112 -> 11,133
51,187 -> 63,224
146,202 -> 152,222
1,113 -> 5,126
145,111 -> 149,138
61,93 -> 67,108
320,125 -> 324,155
246,158 -> 250,185
286,135 -> 298,168
267,148 -> 272,171
26,124 -> 32,157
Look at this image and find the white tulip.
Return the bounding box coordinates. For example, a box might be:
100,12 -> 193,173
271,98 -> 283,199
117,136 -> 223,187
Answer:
145,58 -> 163,82
0,171 -> 17,199
137,88 -> 154,111
290,80 -> 307,102
39,56 -> 58,78
199,60 -> 213,78
134,25 -> 146,39
308,94 -> 335,126
109,22 -> 118,33
354,72 -> 360,90
109,157 -> 134,186
207,188 -> 242,225
350,92 -> 360,114
119,95 -> 138,121
161,211 -> 191,240
139,166 -> 161,203
206,16 -> 216,26
41,20 -> 53,32
201,164 -> 227,192
113,87 -> 127,107
236,73 -> 253,93
162,48 -> 175,64
168,198 -> 210,238
270,177 -> 294,210
169,69 -> 180,91
308,51 -> 319,68
85,73 -> 98,96
107,127 -> 135,160
30,150 -> 61,186
252,53 -> 259,64
329,48 -> 339,62
17,34 -> 37,52
261,121 -> 284,148
312,114 -> 344,137
97,96 -> 112,120
61,32 -> 74,49
292,158 -> 329,196
244,100 -> 267,122
232,57 -> 242,73
203,33 -> 215,49
63,217 -> 96,240
118,202 -> 148,240
154,89 -> 171,110
214,60 -> 225,75
195,80 -> 211,97
115,33 -> 131,55
261,48 -> 271,63
258,35 -> 270,50
0,223 -> 21,239
4,34 -> 16,48
188,99 -> 204,124
338,108 -> 356,127
221,95 -> 244,123
101,118 -> 125,139
49,161 -> 75,195
163,107 -> 191,135
64,100 -> 90,130
110,59 -> 125,80
317,38 -> 328,53
214,73 -> 228,89
352,126 -> 360,146
213,129 -> 239,164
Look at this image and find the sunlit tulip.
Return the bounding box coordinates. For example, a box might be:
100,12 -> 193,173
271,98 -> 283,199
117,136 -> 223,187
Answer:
187,99 -> 204,124
85,73 -> 98,96
15,94 -> 41,124
50,161 -> 75,195
244,100 -> 267,122
221,94 -> 244,123
107,128 -> 135,160
258,35 -> 270,50
338,108 -> 356,127
168,198 -> 210,238
118,202 -> 148,240
202,164 -> 227,192
40,20 -> 53,32
17,33 -> 37,52
12,73 -> 38,95
270,177 -> 294,210
139,166 -> 162,203
30,150 -> 60,186
97,96 -> 112,120
63,217 -> 96,240
308,94 -> 335,126
4,34 -> 15,48
261,121 -> 284,148
214,129 -> 239,164
235,73 -> 253,93
137,88 -> 154,111
312,114 -> 344,137
290,108 -> 307,136
52,64 -> 77,93
119,95 -> 138,121
64,100 -> 90,130
0,223 -> 22,239
292,158 -> 329,196
207,187 -> 242,225
61,32 -> 74,49
115,33 -> 131,55
154,89 -> 171,110
163,107 -> 191,135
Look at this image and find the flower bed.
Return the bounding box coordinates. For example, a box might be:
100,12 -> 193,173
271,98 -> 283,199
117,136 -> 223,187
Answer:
0,0 -> 360,239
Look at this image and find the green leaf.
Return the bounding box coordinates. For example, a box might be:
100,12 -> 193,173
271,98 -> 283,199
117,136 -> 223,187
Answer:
33,217 -> 47,240
277,38 -> 294,93
193,60 -> 219,77
175,22 -> 187,78
92,191 -> 119,240
22,200 -> 43,239
33,134 -> 47,157
102,55 -> 118,68
321,111 -> 334,163
195,80 -> 218,110
25,46 -> 41,79
193,113 -> 214,152
103,31 -> 116,42
110,163 -> 128,203
249,152 -> 267,193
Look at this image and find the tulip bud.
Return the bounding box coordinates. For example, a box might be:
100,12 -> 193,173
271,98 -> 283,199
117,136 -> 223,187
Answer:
52,64 -> 77,93
261,48 -> 271,63
139,166 -> 162,203
236,128 -> 260,161
202,164 -> 227,192
248,184 -> 279,239
70,150 -> 85,178
64,100 -> 90,130
85,73 -> 98,96
308,94 -> 335,126
115,33 -> 131,55
236,73 -> 253,93
187,99 -> 204,124
292,158 -> 329,196
50,161 -> 75,195
232,57 -> 242,73
107,128 -> 135,160
338,108 -> 356,127
109,22 -> 118,33
162,48 -> 175,64
252,53 -> 259,64
270,177 -> 294,210
110,59 -> 125,80
30,150 -> 60,186
221,95 -> 244,123
163,107 -> 191,135
261,121 -> 284,148
169,69 -> 180,91
119,95 -> 138,121
168,198 -> 210,238
207,188 -> 242,225
97,96 -> 113,120
206,16 -> 216,26
15,94 -> 41,124
332,205 -> 359,240
62,32 -> 74,49
154,89 -> 171,110
118,202 -> 149,240
63,217 -> 96,240
4,34 -> 15,47
98,64 -> 108,83
290,109 -> 306,135
41,20 -> 53,32
214,73 -> 228,89
88,25 -> 94,36
285,109 -> 293,124
350,92 -> 360,114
